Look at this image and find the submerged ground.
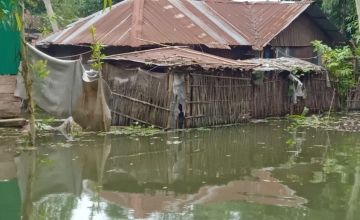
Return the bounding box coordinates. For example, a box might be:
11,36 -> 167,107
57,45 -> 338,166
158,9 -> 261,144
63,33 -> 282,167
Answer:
0,117 -> 359,220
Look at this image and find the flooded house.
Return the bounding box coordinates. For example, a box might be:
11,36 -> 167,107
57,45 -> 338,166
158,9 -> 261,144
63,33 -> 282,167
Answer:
103,47 -> 335,128
31,0 -> 345,128
2,0 -> 345,128
37,0 -> 345,62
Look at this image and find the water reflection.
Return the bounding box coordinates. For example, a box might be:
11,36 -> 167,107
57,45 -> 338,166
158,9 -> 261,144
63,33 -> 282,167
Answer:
2,121 -> 360,219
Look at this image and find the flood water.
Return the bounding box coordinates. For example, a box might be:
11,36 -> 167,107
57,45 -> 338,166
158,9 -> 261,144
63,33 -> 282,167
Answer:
0,120 -> 360,220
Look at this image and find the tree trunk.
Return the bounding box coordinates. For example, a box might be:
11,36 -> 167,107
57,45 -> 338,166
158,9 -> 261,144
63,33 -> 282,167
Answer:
42,0 -> 59,32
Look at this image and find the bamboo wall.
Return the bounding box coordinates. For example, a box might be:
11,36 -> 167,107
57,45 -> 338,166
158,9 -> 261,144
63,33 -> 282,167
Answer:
185,71 -> 337,128
185,72 -> 252,127
302,75 -> 338,113
104,64 -> 173,128
347,86 -> 360,110
104,63 -> 336,128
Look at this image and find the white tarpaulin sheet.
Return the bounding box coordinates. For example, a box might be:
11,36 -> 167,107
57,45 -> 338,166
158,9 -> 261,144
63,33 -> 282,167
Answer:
15,44 -> 84,117
15,44 -> 111,131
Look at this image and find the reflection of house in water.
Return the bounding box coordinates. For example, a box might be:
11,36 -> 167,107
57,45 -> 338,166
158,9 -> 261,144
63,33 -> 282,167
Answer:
15,123 -> 309,218
103,124 -> 294,193
101,170 -> 306,219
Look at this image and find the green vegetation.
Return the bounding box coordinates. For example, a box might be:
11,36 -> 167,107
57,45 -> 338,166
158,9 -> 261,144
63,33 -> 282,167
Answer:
89,25 -> 105,72
32,60 -> 50,80
316,0 -> 359,39
287,112 -> 360,133
22,0 -> 122,33
109,123 -> 161,137
291,66 -> 312,77
312,40 -> 356,97
287,114 -> 325,131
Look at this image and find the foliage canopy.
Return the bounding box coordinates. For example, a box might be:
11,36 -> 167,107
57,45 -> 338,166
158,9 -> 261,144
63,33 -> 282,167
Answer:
312,40 -> 356,96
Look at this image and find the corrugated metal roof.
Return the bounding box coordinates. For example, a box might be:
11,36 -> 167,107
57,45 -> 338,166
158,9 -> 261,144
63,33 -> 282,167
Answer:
39,0 -> 333,50
104,46 -> 258,69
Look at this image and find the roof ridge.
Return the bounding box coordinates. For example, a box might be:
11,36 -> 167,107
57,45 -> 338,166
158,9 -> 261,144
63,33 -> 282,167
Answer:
130,0 -> 144,46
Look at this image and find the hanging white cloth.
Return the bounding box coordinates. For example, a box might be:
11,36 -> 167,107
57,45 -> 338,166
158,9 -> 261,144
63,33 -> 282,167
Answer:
15,44 -> 111,131
288,73 -> 306,104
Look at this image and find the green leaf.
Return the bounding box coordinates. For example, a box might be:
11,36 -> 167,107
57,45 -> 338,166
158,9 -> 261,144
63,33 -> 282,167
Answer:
103,0 -> 108,10
32,60 -> 50,80
14,12 -> 22,31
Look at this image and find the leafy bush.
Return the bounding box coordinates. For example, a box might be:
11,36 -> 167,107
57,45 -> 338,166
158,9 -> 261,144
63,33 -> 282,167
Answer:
89,25 -> 105,71
312,40 -> 356,97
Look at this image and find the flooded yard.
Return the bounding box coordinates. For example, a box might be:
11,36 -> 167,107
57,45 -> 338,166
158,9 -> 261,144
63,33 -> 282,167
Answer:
0,119 -> 360,220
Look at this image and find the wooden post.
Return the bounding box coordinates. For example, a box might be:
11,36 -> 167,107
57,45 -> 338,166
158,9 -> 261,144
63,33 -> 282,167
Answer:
166,69 -> 174,129
185,73 -> 191,128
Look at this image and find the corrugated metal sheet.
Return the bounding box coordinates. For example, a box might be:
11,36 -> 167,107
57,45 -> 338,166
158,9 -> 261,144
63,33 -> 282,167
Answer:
104,47 -> 258,69
39,0 -> 337,50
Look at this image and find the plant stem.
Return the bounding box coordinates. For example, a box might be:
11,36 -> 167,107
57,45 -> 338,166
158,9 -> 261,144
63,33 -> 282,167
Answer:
19,0 -> 36,146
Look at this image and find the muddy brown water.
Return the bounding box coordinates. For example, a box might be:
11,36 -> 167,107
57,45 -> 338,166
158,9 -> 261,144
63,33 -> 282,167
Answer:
0,120 -> 359,220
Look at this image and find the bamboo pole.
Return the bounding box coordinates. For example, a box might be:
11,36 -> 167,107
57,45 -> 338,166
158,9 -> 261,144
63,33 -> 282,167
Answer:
185,73 -> 191,128
19,0 -> 36,146
112,92 -> 171,111
112,110 -> 164,128
190,73 -> 251,80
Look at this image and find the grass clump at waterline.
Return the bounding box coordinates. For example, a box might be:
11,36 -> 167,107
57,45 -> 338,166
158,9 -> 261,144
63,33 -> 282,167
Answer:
287,113 -> 360,132
103,122 -> 214,137
106,123 -> 162,137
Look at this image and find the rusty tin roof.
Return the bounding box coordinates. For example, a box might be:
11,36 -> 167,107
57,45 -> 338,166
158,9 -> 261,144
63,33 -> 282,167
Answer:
39,0 -> 338,50
104,46 -> 258,69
